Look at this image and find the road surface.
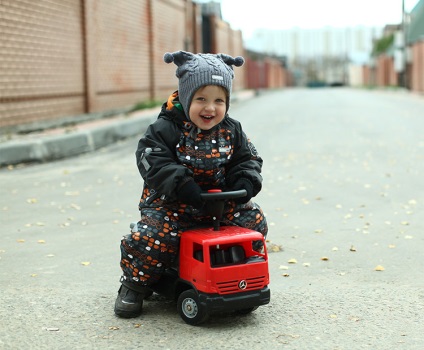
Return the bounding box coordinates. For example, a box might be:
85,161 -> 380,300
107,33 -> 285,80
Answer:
1,88 -> 423,349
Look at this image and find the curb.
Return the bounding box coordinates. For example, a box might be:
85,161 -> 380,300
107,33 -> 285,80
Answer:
0,114 -> 156,167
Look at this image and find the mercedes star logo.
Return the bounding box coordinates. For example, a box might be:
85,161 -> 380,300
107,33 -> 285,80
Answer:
238,280 -> 247,290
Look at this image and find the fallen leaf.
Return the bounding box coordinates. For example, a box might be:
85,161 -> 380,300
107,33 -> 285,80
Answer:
404,235 -> 413,239
350,245 -> 357,252
70,203 -> 81,210
321,257 -> 329,261
17,239 -> 25,243
134,324 -> 142,328
269,243 -> 283,252
30,274 -> 37,277
388,244 -> 396,249
279,265 -> 289,270
374,265 -> 385,271
282,273 -> 290,277
65,191 -> 80,196
109,326 -> 120,330
332,247 -> 339,251
45,327 -> 59,332
37,240 -> 46,244
288,258 -> 297,264
401,221 -> 409,226
81,261 -> 91,266
27,198 -> 38,204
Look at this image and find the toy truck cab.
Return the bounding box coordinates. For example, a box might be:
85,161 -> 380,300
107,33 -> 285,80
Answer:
177,224 -> 270,325
163,189 -> 271,325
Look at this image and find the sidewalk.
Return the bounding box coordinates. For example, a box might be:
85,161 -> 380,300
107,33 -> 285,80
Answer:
0,90 -> 257,167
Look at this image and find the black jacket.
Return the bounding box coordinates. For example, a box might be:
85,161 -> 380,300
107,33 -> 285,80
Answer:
135,92 -> 263,207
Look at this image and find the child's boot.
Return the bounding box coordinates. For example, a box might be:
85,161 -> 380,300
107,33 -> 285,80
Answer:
114,283 -> 149,318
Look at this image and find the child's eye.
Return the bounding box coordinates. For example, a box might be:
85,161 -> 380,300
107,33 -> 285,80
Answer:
216,99 -> 225,103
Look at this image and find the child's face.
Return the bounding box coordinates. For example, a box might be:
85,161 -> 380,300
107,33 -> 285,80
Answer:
188,85 -> 227,130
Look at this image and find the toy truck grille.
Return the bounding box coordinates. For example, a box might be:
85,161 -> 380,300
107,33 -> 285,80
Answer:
216,276 -> 267,294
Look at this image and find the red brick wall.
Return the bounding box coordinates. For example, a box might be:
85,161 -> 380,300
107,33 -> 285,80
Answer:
411,41 -> 424,93
375,55 -> 399,87
85,0 -> 152,112
0,0 -> 274,130
245,57 -> 290,89
209,16 -> 246,91
0,0 -> 86,127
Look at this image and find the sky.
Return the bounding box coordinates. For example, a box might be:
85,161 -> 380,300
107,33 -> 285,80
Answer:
218,0 -> 421,38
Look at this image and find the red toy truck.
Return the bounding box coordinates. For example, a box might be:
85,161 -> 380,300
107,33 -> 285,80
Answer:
148,189 -> 270,325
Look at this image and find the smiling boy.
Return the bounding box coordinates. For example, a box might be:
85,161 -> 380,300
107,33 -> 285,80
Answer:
114,51 -> 268,318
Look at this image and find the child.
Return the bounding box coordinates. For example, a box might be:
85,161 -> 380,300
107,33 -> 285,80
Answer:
114,51 -> 268,318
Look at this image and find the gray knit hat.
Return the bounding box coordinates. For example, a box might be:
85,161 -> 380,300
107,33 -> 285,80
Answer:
163,51 -> 244,116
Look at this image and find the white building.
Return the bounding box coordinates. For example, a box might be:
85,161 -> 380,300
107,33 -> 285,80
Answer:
245,26 -> 383,85
246,26 -> 381,63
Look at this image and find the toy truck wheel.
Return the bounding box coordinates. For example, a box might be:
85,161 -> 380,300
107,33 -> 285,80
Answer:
177,289 -> 209,325
235,306 -> 259,315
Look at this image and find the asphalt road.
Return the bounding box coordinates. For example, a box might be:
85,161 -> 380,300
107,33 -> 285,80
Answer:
1,88 -> 424,349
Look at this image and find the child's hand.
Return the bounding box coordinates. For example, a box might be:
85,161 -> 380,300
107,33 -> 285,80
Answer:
177,178 -> 204,209
232,178 -> 254,204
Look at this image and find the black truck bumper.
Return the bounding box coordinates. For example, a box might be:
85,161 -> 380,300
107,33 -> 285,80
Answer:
198,286 -> 270,314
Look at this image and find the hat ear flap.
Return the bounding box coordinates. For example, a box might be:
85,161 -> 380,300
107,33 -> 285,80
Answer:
219,54 -> 245,67
163,51 -> 194,66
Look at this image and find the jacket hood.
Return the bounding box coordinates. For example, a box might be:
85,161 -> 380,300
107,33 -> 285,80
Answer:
157,91 -> 187,127
159,91 -> 228,133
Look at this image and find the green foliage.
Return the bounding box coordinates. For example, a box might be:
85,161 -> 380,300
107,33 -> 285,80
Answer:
128,100 -> 162,113
372,34 -> 394,56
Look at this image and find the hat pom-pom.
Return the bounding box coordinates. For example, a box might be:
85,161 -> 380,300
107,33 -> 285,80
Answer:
163,52 -> 174,64
234,56 -> 244,67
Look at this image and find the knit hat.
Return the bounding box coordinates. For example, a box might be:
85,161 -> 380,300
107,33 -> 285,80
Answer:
163,51 -> 244,116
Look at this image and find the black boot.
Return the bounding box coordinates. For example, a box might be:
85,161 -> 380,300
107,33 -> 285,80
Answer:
114,284 -> 147,318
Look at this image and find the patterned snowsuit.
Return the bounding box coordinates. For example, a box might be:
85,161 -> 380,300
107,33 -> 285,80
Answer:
119,92 -> 268,287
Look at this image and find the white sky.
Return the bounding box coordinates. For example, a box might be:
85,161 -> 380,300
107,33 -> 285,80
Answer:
219,0 -> 420,38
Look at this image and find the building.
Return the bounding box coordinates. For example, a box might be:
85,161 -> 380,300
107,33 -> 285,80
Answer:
246,26 -> 381,85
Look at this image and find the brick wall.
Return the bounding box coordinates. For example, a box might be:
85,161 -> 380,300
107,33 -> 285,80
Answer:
209,16 -> 246,91
0,0 -> 86,127
410,40 -> 424,93
245,57 -> 290,89
84,0 -> 152,112
0,0 -> 246,130
375,55 -> 399,87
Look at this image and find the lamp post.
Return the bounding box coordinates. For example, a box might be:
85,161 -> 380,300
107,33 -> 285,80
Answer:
401,0 -> 408,88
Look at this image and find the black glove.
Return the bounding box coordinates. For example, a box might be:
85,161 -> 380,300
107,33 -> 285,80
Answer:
232,178 -> 254,204
176,178 -> 203,209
